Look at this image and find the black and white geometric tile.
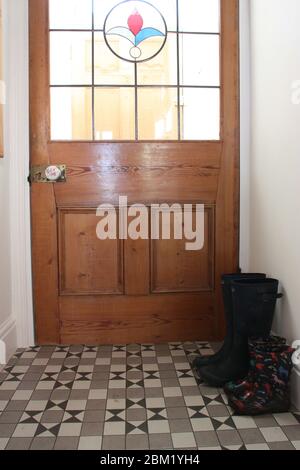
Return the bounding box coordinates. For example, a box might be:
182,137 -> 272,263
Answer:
0,342 -> 299,450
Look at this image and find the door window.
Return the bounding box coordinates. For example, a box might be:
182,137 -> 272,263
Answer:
49,0 -> 220,141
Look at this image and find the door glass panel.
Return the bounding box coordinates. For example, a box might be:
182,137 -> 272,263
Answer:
178,0 -> 220,33
94,88 -> 135,140
51,88 -> 92,140
145,0 -> 177,31
137,33 -> 177,86
94,0 -> 177,30
50,32 -> 92,85
94,0 -> 121,29
181,88 -> 220,140
49,0 -> 221,141
179,34 -> 220,86
49,0 -> 93,30
138,88 -> 178,140
94,33 -> 134,85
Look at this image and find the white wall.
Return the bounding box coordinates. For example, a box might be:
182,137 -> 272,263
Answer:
0,151 -> 15,363
0,0 -> 32,364
0,159 -> 11,327
0,1 -> 14,364
247,0 -> 300,408
249,0 -> 300,343
239,0 -> 251,271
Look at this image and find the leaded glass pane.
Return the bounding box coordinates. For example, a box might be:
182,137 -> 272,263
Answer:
94,33 -> 134,85
178,0 -> 220,33
51,87 -> 92,140
49,0 -> 93,30
138,88 -> 178,140
49,0 -> 221,141
94,87 -> 135,140
50,32 -> 92,85
137,33 -> 177,86
179,34 -> 220,86
181,88 -> 220,140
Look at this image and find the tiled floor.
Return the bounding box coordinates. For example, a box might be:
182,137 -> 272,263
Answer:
0,342 -> 299,451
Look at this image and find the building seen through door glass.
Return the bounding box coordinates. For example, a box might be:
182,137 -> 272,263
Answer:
49,0 -> 220,141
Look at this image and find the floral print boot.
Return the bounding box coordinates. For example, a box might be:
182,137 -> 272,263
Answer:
224,336 -> 286,398
227,338 -> 294,416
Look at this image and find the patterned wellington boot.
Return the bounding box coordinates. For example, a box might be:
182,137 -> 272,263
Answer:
224,336 -> 286,398
228,342 -> 295,416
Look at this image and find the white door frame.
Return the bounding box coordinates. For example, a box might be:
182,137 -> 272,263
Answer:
5,0 -> 250,350
5,0 -> 34,348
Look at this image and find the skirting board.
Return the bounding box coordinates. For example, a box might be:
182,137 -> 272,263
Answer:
0,316 -> 17,365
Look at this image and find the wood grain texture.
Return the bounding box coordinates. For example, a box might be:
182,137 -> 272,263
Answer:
30,0 -> 240,345
124,238 -> 150,296
60,293 -> 214,344
59,209 -> 124,295
151,206 -> 214,293
50,142 -> 222,206
30,0 -> 60,343
214,0 -> 240,339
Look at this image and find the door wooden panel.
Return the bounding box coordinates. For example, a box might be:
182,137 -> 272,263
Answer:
59,210 -> 124,295
30,0 -> 239,345
59,293 -> 214,345
151,206 -> 214,293
50,142 -> 221,207
124,238 -> 150,296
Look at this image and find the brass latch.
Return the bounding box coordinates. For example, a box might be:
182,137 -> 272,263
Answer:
28,165 -> 67,184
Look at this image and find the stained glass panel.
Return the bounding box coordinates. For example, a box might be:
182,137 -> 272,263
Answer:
137,33 -> 177,86
145,0 -> 177,31
49,0 -> 221,141
103,1 -> 167,63
94,0 -> 121,30
94,33 -> 134,85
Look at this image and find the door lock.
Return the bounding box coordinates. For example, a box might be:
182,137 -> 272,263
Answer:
28,165 -> 67,184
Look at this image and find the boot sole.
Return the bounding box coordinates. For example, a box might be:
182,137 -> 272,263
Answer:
228,397 -> 291,416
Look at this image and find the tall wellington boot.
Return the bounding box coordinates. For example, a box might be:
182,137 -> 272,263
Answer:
199,278 -> 282,387
192,273 -> 266,370
228,339 -> 294,415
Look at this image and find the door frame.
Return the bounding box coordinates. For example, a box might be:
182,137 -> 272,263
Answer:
3,0 -> 34,349
8,0 -> 251,349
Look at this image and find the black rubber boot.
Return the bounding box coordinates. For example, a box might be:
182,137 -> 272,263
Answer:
199,278 -> 282,387
192,273 -> 266,370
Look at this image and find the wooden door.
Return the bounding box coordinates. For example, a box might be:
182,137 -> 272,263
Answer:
30,0 -> 239,345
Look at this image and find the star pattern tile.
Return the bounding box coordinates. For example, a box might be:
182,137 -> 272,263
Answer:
0,342 -> 299,450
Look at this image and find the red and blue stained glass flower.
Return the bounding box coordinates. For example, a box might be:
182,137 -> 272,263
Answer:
104,0 -> 167,63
